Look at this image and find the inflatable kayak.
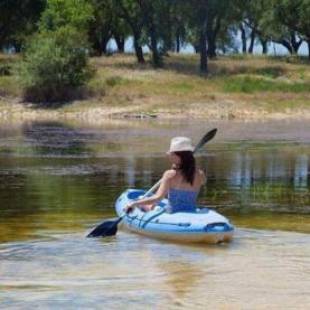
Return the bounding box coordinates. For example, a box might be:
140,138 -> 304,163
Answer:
115,189 -> 234,244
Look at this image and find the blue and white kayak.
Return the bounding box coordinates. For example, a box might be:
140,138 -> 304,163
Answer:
115,189 -> 234,244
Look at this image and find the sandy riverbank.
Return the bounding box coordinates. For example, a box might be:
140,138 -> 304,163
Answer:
1,54 -> 310,123
1,96 -> 310,124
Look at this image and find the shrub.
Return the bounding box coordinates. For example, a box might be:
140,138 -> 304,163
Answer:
18,26 -> 93,103
0,63 -> 11,76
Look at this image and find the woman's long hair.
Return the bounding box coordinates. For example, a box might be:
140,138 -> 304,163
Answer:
174,151 -> 196,185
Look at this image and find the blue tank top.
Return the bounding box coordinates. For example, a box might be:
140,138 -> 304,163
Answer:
167,188 -> 198,213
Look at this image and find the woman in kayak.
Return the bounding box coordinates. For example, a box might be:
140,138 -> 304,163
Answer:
126,137 -> 206,213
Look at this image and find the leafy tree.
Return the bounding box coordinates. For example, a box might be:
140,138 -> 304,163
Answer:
239,1 -> 273,54
39,0 -> 93,33
295,0 -> 310,58
115,0 -> 145,63
137,0 -> 166,67
115,0 -> 172,67
112,13 -> 130,53
193,0 -> 209,73
262,0 -> 303,54
170,3 -> 187,53
206,0 -> 237,58
88,0 -> 114,55
0,0 -> 46,51
89,0 -> 130,55
18,26 -> 93,103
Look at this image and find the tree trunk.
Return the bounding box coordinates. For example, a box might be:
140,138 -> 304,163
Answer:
240,24 -> 247,53
101,36 -> 110,55
133,32 -> 145,64
307,39 -> 310,61
248,29 -> 256,54
207,36 -> 216,59
91,38 -> 103,56
261,39 -> 268,54
194,43 -> 200,54
199,30 -> 208,74
149,23 -> 161,68
117,2 -> 144,63
276,39 -> 293,54
176,33 -> 180,53
291,32 -> 302,54
114,35 -> 125,53
207,16 -> 221,59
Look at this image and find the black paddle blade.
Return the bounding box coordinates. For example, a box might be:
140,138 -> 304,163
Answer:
87,217 -> 122,238
193,128 -> 217,153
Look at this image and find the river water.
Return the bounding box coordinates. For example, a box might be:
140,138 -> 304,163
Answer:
0,119 -> 309,309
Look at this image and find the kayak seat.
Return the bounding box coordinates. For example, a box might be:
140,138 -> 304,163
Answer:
127,190 -> 146,200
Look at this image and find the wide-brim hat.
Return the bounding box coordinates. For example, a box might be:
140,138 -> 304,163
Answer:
167,137 -> 194,153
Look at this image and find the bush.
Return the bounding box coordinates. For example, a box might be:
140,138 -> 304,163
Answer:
18,26 -> 93,103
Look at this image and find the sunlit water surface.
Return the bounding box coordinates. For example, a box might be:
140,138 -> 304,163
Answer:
0,119 -> 309,309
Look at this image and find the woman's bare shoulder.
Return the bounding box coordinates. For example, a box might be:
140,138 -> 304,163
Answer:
162,169 -> 177,179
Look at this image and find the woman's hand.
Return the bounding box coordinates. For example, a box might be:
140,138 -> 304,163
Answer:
125,201 -> 137,214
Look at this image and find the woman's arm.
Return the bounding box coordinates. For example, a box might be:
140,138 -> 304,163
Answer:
126,170 -> 175,211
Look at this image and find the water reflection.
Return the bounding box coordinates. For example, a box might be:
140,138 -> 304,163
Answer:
203,146 -> 309,213
21,121 -> 94,157
0,121 -> 309,243
1,120 -> 309,309
294,154 -> 309,188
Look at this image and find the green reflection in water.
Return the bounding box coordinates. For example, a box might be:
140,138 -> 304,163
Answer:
0,121 -> 309,242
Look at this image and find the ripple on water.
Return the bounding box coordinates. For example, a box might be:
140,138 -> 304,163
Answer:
0,229 -> 309,309
0,120 -> 310,308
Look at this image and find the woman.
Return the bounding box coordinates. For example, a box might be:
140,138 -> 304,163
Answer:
126,137 -> 206,213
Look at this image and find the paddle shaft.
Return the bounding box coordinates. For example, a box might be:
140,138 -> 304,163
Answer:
142,128 -> 217,198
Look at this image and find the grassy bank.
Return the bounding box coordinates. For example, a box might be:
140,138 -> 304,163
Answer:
1,53 -> 310,122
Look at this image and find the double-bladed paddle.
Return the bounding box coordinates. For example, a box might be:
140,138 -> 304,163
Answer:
86,128 -> 217,238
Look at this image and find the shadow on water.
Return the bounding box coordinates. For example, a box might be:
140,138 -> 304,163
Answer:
21,121 -> 94,157
0,121 -> 110,242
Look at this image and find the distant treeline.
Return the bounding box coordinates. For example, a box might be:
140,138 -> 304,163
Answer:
1,0 -> 310,73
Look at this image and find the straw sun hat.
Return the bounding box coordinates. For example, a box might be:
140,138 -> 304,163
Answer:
167,137 -> 194,153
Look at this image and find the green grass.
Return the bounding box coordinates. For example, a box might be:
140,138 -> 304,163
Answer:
222,75 -> 310,93
168,81 -> 195,93
1,53 -> 310,118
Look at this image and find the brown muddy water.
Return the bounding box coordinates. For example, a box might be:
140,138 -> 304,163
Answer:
0,119 -> 309,309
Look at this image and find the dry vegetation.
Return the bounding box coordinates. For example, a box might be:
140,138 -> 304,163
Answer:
1,53 -> 310,122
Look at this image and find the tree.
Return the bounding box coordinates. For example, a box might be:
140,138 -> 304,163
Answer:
88,0 -> 114,55
18,0 -> 94,103
18,26 -> 93,103
263,0 -> 303,55
39,0 -> 93,33
0,0 -> 46,51
112,15 -> 130,53
295,0 -> 310,59
115,0 -> 145,63
205,0 -> 235,58
137,0 -> 166,67
194,0 -> 209,73
241,1 -> 272,54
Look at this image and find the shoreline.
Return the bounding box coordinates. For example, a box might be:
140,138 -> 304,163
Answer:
1,100 -> 310,144
2,54 -> 310,124
1,97 -> 310,124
